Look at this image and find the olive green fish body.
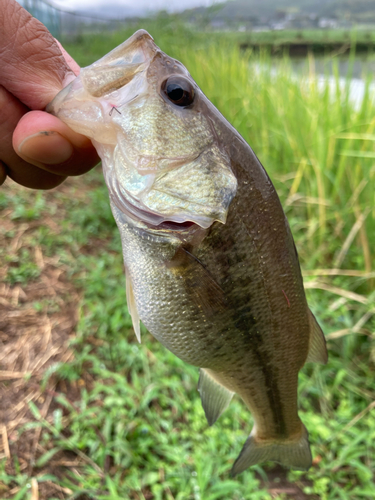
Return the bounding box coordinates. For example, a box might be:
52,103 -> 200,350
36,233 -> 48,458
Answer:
112,131 -> 310,453
48,29 -> 327,475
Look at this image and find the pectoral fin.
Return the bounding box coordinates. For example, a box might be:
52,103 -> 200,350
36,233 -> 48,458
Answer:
169,247 -> 227,317
198,368 -> 234,426
305,310 -> 328,364
125,269 -> 141,343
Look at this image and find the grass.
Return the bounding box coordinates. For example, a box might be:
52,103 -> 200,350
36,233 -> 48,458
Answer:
1,23 -> 375,499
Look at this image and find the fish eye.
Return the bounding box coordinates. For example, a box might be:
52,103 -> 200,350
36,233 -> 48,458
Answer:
161,76 -> 195,107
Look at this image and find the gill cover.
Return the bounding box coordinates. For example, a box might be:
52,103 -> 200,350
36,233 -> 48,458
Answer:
48,30 -> 237,229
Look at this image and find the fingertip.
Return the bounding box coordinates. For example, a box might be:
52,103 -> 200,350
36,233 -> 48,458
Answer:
13,110 -> 100,176
13,111 -> 89,150
18,131 -> 74,166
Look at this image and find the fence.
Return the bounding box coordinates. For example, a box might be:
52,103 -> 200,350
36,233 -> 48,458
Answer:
18,0 -> 126,38
18,0 -> 61,36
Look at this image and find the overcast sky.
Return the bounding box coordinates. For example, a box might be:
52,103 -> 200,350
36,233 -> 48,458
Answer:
53,0 -> 218,15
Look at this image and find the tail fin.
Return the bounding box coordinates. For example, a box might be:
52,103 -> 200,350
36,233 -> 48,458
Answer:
231,425 -> 312,476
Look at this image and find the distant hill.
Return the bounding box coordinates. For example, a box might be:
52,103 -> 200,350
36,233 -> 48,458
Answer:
190,0 -> 375,23
214,0 -> 327,20
320,0 -> 375,22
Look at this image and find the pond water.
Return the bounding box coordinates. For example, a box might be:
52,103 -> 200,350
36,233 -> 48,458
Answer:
289,56 -> 375,108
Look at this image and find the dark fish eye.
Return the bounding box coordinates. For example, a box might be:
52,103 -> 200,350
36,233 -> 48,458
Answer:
161,76 -> 195,107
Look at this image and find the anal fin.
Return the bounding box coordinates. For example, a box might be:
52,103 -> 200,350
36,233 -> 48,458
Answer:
125,269 -> 141,343
198,368 -> 234,426
306,310 -> 328,365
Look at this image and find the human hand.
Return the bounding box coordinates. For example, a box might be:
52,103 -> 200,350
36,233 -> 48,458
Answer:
0,0 -> 100,189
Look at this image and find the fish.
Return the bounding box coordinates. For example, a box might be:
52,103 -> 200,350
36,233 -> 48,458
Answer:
47,30 -> 327,475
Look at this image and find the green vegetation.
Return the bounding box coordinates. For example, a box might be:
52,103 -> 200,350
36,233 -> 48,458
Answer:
1,24 -> 375,499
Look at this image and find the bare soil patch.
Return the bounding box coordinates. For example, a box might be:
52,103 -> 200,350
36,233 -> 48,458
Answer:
0,176 -> 93,499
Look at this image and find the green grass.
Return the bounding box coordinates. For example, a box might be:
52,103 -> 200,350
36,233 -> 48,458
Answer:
2,25 -> 375,499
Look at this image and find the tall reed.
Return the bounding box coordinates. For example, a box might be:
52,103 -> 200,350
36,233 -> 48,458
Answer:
171,43 -> 375,275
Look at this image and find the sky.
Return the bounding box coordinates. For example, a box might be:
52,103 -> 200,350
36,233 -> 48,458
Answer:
53,0 -> 218,16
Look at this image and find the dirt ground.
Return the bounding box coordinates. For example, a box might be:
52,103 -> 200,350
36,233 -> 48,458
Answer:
0,177 -> 92,499
0,176 -> 317,500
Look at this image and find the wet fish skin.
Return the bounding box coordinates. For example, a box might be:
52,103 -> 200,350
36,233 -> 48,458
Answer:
48,30 -> 327,475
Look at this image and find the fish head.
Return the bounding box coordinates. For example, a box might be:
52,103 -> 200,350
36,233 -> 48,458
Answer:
48,30 -> 237,230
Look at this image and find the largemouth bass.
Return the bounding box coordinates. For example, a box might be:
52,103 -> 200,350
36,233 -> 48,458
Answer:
48,30 -> 327,475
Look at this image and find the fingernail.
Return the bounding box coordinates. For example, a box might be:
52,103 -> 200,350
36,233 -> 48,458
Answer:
18,131 -> 74,165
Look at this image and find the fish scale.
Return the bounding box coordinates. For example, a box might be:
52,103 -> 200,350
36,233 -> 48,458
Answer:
48,29 -> 328,476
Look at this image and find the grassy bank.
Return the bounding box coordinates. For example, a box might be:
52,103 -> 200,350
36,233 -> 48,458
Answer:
1,25 -> 375,499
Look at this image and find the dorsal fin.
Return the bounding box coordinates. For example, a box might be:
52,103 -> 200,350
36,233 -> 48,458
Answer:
305,310 -> 327,365
198,368 -> 234,426
125,269 -> 141,343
